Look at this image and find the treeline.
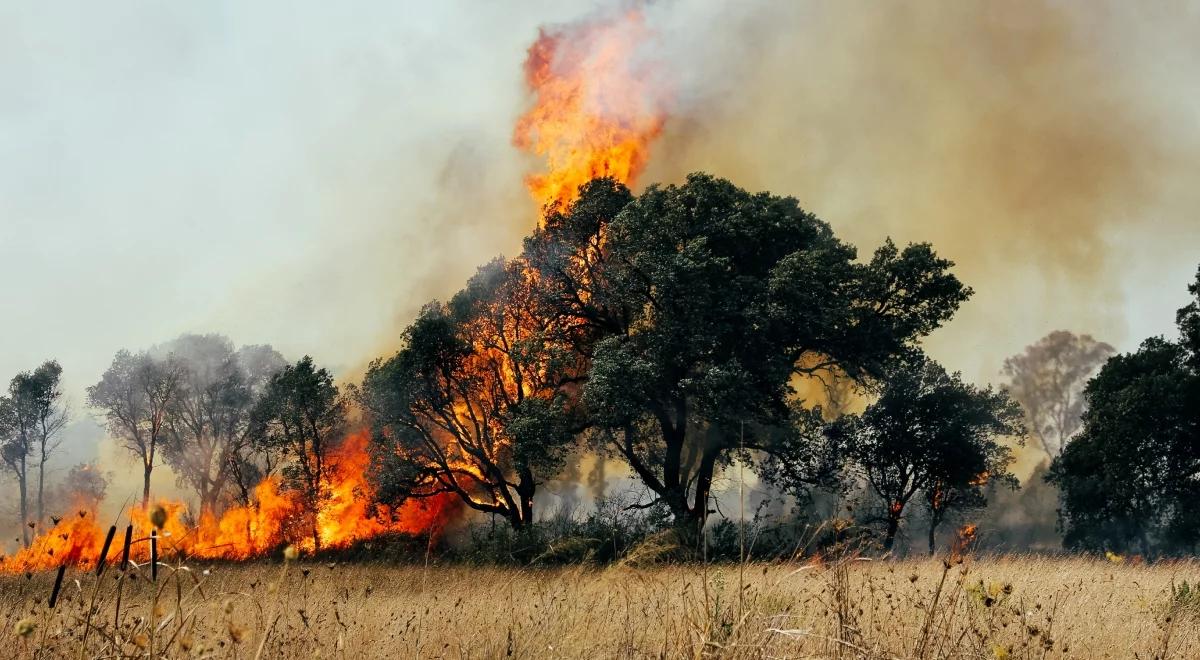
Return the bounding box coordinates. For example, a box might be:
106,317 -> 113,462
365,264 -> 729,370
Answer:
84,336 -> 352,552
4,173 -> 1196,558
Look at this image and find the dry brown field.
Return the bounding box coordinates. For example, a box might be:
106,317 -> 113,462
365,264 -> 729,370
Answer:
3,554 -> 1200,658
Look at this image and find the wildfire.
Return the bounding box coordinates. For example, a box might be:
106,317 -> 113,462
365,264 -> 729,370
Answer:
513,7 -> 669,213
950,523 -> 979,563
2,7 -> 666,574
0,431 -> 460,573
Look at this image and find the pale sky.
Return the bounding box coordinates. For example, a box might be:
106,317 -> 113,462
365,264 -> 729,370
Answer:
1,1 -> 591,412
3,1 -> 1199,479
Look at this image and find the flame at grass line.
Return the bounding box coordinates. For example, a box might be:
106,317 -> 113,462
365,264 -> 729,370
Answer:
0,431 -> 461,573
514,8 -> 670,213
1,8 -> 669,573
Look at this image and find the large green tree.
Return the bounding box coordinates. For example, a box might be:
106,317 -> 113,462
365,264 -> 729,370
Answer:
1050,266 -> 1200,556
361,259 -> 581,530
523,174 -> 971,537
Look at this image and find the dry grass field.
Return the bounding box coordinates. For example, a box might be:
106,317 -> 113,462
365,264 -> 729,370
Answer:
3,552 -> 1200,658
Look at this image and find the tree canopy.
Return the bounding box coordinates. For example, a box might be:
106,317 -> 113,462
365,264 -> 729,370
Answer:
824,352 -> 1023,552
1049,268 -> 1200,556
525,174 -> 971,536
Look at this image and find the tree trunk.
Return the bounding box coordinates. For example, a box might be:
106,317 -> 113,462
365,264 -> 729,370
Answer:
507,511 -> 525,531
927,518 -> 938,555
142,463 -> 152,510
18,464 -> 29,548
516,467 -> 536,530
36,446 -> 46,528
883,514 -> 901,553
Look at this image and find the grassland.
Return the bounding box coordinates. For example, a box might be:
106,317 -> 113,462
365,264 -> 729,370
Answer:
3,553 -> 1200,658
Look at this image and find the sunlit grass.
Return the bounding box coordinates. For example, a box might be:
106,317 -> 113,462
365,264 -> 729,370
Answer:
2,551 -> 1199,658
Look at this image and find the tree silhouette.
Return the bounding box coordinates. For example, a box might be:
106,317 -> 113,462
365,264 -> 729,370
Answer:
88,351 -> 184,509
1050,265 -> 1200,556
835,353 -> 1023,553
1002,331 -> 1114,461
524,174 -> 971,539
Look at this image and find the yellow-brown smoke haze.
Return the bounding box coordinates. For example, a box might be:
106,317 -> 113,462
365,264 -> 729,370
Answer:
643,1 -> 1200,388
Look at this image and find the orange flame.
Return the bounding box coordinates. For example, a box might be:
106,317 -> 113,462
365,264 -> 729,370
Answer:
1,430 -> 461,573
950,523 -> 979,563
2,8 -> 668,574
513,8 -> 669,213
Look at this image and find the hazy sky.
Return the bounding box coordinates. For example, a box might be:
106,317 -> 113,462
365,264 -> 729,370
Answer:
3,1 -> 1199,475
1,1 -> 587,410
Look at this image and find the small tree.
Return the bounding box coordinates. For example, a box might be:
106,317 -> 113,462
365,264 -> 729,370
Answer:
0,360 -> 68,544
0,396 -> 32,546
249,356 -> 346,551
836,353 -> 1023,553
55,463 -> 110,507
87,350 -> 184,508
1002,331 -> 1114,461
22,361 -> 68,529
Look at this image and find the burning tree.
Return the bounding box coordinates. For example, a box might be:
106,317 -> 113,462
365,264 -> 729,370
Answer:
830,353 -> 1023,553
248,356 -> 348,551
160,334 -> 286,517
361,259 -> 582,530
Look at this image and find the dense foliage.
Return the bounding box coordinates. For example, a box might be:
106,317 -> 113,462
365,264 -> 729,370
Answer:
364,173 -> 976,547
1049,268 -> 1200,556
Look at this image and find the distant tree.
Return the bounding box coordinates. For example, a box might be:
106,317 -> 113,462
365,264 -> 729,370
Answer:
0,397 -> 31,546
227,345 -> 289,507
524,175 -> 971,538
57,463 -> 109,506
87,350 -> 184,508
21,361 -> 68,529
159,334 -> 285,516
0,361 -> 68,544
1050,268 -> 1200,556
1002,331 -> 1114,461
833,353 -> 1023,553
361,260 -> 580,530
249,356 -> 346,551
